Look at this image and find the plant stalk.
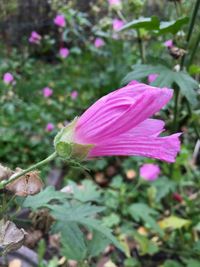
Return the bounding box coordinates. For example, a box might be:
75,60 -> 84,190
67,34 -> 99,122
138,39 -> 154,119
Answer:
181,0 -> 200,69
0,152 -> 57,189
137,29 -> 145,63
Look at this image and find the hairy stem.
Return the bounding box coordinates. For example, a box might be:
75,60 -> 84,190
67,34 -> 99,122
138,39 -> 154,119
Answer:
0,152 -> 57,189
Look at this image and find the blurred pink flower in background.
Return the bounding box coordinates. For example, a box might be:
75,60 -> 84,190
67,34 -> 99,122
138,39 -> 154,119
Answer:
140,163 -> 160,181
112,18 -> 124,31
45,123 -> 54,132
164,39 -> 173,48
59,48 -> 70,58
71,90 -> 78,100
94,38 -> 105,48
3,72 -> 14,85
108,0 -> 121,6
72,81 -> 181,162
148,74 -> 158,84
29,31 -> 42,44
54,14 -> 66,27
42,87 -> 53,98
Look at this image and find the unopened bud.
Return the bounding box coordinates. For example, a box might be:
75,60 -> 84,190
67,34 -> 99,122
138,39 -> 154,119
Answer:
54,118 -> 94,161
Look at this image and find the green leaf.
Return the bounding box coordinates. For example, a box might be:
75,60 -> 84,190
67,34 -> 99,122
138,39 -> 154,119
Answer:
120,16 -> 159,31
23,186 -> 68,211
174,72 -> 198,107
184,259 -> 200,267
103,213 -> 120,228
159,216 -> 191,230
87,231 -> 110,258
122,64 -> 198,106
158,17 -> 189,34
60,223 -> 87,261
164,260 -> 183,267
68,180 -> 102,203
132,230 -> 159,255
50,203 -> 123,252
129,203 -> 163,235
153,177 -> 175,201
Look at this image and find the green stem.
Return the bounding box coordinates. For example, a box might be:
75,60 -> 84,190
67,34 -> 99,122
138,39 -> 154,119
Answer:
172,87 -> 179,132
188,30 -> 200,66
181,0 -> 200,69
137,29 -> 145,63
0,152 -> 57,189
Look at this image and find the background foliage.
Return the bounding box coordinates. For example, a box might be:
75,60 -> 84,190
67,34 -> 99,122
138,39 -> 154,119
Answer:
0,0 -> 200,266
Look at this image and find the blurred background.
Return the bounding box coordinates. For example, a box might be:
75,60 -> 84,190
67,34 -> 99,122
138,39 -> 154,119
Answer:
0,0 -> 200,266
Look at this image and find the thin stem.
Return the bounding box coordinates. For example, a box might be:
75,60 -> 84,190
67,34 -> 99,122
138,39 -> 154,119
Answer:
181,0 -> 200,69
137,29 -> 145,63
172,87 -> 179,132
188,30 -> 200,66
0,152 -> 57,189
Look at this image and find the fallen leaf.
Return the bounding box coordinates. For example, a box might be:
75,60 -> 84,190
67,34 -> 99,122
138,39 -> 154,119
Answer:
159,216 -> 191,230
0,220 -> 26,254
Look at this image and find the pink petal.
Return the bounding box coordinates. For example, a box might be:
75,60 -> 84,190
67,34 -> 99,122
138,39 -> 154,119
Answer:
129,119 -> 165,137
75,83 -> 173,144
89,133 -> 181,163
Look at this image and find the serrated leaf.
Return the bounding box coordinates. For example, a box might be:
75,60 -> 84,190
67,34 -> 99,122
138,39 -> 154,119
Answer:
122,64 -> 198,106
60,223 -> 87,261
175,72 -> 198,106
153,177 -> 175,201
120,16 -> 159,31
68,180 -> 101,203
129,203 -> 163,235
23,186 -> 67,210
50,203 -> 123,252
87,231 -> 110,258
159,216 -> 191,230
158,17 -> 189,34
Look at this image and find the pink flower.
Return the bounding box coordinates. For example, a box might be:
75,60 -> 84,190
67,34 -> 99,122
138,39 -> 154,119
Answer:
71,90 -> 78,100
108,0 -> 121,6
59,48 -> 69,58
3,72 -> 14,85
148,74 -> 158,84
164,39 -> 173,48
54,14 -> 66,27
45,123 -> 54,132
42,87 -> 53,98
72,81 -> 181,162
94,38 -> 105,48
112,19 -> 124,31
29,31 -> 42,44
140,163 -> 160,181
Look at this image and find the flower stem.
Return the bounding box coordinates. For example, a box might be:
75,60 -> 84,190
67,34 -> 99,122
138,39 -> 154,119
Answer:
181,0 -> 200,69
0,152 -> 57,189
137,29 -> 145,63
188,30 -> 200,66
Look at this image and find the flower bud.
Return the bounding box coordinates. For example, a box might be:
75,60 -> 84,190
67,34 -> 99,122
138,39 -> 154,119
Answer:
54,118 -> 94,161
